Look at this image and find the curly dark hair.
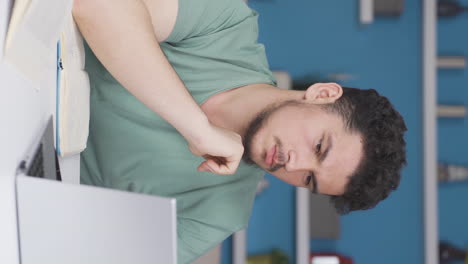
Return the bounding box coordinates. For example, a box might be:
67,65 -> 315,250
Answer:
322,87 -> 407,215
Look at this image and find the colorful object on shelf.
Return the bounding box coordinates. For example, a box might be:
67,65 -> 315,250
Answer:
247,249 -> 289,264
437,56 -> 466,69
310,253 -> 353,264
374,0 -> 404,17
438,163 -> 468,182
437,105 -> 467,118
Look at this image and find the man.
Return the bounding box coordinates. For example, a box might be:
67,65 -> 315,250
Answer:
73,0 -> 407,263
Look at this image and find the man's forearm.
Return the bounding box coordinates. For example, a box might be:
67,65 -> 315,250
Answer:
72,0 -> 210,143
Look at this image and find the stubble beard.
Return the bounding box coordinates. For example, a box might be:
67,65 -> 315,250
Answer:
242,100 -> 300,167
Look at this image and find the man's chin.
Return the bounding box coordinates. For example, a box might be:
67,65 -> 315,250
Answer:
243,156 -> 270,174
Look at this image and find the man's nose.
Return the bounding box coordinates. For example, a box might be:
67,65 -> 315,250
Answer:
284,150 -> 314,172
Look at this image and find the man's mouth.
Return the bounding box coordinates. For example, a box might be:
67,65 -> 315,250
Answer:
265,145 -> 277,167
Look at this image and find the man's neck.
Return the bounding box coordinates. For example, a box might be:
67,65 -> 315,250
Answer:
201,83 -> 302,137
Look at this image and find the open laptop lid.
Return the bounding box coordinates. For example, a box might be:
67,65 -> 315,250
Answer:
16,118 -> 177,264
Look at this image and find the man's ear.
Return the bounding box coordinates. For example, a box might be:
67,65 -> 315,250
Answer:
304,83 -> 343,104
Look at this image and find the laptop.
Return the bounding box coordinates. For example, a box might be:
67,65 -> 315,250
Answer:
16,118 -> 177,264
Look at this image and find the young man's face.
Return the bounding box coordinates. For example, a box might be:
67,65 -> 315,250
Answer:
243,102 -> 363,195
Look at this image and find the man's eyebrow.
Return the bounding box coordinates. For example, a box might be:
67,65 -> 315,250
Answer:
309,134 -> 331,194
319,134 -> 332,164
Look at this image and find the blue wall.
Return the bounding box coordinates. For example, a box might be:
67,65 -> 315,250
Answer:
437,0 -> 468,260
223,0 -> 424,263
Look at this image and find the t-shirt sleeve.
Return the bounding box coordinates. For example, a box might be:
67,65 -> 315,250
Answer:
160,0 -> 276,105
164,0 -> 253,43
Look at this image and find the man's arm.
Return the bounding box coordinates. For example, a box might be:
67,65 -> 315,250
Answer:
72,0 -> 209,143
72,0 -> 244,175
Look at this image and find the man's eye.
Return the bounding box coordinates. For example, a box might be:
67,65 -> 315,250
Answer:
315,140 -> 323,153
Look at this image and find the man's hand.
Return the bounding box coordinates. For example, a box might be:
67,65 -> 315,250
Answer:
188,124 -> 244,175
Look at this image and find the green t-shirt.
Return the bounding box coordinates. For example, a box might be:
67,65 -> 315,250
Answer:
80,0 -> 276,263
